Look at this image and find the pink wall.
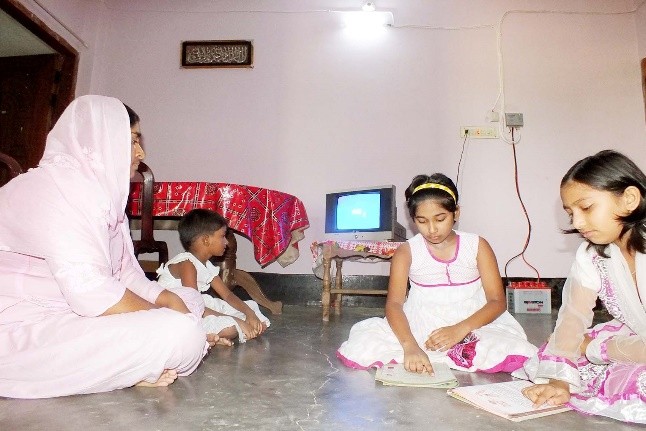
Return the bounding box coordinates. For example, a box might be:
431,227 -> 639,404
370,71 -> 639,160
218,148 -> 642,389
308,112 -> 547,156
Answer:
17,0 -> 646,277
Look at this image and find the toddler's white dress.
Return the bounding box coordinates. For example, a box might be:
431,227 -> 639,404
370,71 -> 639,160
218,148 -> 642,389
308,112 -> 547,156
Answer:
337,231 -> 537,372
157,252 -> 270,342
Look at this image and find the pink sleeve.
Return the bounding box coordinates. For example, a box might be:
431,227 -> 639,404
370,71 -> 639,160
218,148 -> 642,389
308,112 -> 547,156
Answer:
48,258 -> 126,317
47,224 -> 164,316
118,242 -> 164,304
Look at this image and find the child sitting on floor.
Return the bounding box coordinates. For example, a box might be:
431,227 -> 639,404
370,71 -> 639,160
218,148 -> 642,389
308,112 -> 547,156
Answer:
517,150 -> 646,424
157,209 -> 269,343
337,173 -> 537,373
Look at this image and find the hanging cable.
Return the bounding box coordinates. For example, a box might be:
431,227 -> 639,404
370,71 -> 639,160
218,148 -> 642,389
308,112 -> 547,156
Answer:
503,128 -> 540,280
455,132 -> 468,188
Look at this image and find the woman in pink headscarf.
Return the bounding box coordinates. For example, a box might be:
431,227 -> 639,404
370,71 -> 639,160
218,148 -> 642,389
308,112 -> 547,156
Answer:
0,95 -> 211,398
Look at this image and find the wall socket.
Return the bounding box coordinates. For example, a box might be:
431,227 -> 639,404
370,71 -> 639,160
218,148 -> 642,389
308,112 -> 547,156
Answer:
460,126 -> 499,139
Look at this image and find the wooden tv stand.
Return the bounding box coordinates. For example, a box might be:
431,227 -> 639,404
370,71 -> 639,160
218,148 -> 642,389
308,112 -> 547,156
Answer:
312,240 -> 405,321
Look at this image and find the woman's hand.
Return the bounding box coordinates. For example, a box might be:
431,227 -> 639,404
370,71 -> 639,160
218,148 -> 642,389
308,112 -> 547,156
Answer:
403,344 -> 434,374
155,290 -> 190,314
425,323 -> 469,352
521,380 -> 571,407
102,289 -> 157,315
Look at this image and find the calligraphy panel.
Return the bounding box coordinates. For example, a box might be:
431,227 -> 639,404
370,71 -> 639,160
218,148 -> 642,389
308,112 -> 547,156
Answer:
181,40 -> 253,68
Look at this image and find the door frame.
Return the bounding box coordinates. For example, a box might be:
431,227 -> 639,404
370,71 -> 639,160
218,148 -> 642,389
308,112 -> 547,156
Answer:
0,0 -> 78,121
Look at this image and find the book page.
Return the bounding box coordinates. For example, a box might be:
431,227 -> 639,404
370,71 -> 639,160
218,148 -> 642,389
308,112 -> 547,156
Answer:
449,380 -> 564,416
375,362 -> 457,386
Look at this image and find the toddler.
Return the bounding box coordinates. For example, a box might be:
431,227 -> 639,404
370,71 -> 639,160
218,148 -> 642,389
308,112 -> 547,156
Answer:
157,209 -> 269,343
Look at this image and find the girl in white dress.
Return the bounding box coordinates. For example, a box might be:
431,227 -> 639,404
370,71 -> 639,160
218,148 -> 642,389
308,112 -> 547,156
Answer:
518,150 -> 646,424
157,209 -> 269,343
337,173 -> 537,373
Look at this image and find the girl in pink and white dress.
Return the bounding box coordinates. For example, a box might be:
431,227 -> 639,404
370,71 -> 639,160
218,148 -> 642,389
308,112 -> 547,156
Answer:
518,150 -> 646,424
337,173 -> 537,374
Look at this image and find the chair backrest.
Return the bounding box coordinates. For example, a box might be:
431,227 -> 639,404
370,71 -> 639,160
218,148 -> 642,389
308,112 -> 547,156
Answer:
131,161 -> 155,244
0,152 -> 23,187
128,161 -> 168,268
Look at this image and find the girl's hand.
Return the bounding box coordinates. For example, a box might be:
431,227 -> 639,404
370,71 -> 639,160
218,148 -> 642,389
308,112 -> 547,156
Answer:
425,324 -> 469,352
521,380 -> 571,407
236,318 -> 258,340
580,334 -> 592,356
245,314 -> 265,335
403,345 -> 434,374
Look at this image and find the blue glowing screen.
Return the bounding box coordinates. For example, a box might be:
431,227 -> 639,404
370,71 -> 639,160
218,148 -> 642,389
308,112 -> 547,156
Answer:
336,192 -> 380,230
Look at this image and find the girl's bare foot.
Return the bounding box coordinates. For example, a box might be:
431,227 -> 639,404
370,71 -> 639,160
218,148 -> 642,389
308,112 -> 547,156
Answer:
135,369 -> 178,387
216,337 -> 233,346
207,333 -> 233,347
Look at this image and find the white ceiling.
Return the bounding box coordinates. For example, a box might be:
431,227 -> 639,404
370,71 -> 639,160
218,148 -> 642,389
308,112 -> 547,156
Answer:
0,8 -> 55,57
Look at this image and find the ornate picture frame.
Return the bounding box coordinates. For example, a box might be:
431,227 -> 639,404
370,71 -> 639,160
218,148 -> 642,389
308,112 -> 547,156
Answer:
181,40 -> 253,68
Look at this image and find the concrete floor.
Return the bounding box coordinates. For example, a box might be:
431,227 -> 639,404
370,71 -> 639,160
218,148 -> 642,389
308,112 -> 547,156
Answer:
0,306 -> 642,431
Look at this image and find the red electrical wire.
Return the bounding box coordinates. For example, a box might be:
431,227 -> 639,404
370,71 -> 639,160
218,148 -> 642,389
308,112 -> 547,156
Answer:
503,127 -> 541,281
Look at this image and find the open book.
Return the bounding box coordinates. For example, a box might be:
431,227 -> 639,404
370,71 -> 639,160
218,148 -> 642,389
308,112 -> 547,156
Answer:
375,362 -> 458,388
447,380 -> 572,422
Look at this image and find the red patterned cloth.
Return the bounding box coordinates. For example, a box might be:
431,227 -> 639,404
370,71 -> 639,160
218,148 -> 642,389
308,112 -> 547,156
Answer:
129,182 -> 309,267
311,240 -> 403,259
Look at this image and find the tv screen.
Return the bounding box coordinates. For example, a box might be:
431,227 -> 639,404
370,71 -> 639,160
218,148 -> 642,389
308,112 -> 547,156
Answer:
325,185 -> 406,241
336,192 -> 381,230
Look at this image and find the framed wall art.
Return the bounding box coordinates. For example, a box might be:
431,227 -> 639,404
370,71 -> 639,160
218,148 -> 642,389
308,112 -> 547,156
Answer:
181,40 -> 253,68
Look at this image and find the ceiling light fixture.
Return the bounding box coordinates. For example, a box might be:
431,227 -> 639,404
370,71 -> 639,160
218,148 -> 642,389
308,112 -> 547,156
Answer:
362,2 -> 376,12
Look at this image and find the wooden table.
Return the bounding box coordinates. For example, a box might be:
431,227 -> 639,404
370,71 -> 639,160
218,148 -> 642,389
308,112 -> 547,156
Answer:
129,181 -> 309,314
311,240 -> 404,321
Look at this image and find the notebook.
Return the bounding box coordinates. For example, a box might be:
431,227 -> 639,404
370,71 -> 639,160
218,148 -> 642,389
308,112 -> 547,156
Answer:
447,380 -> 572,422
375,362 -> 458,388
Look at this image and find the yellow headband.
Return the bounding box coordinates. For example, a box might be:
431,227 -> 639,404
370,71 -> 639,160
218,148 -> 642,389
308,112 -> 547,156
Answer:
412,183 -> 457,203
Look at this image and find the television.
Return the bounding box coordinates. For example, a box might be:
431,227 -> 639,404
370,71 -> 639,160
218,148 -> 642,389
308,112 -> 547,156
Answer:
325,185 -> 406,241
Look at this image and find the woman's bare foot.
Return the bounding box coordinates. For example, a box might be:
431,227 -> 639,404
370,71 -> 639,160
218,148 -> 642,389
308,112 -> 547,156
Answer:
135,369 -> 178,387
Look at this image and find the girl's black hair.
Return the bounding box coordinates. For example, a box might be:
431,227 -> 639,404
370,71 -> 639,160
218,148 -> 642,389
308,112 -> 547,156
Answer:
178,209 -> 228,251
123,103 -> 140,127
561,149 -> 646,257
404,173 -> 458,218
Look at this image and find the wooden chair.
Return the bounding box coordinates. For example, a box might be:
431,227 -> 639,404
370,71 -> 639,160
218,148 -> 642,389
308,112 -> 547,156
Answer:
129,162 -> 168,270
0,151 -> 23,186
